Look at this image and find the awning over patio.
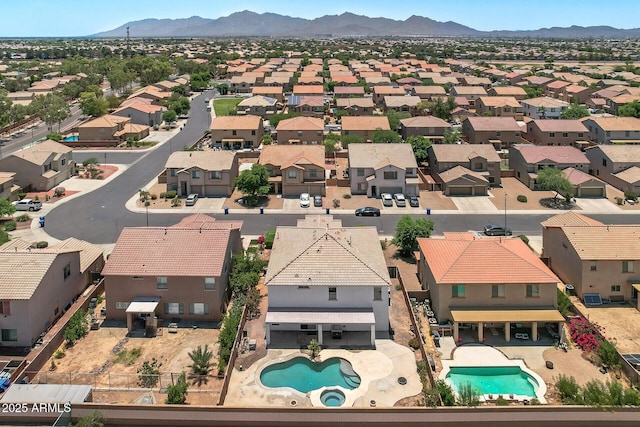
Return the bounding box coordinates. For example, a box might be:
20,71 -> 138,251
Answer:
450,309 -> 564,323
265,310 -> 375,325
126,297 -> 161,314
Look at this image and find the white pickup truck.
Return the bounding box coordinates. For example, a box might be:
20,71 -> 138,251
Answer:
12,198 -> 42,211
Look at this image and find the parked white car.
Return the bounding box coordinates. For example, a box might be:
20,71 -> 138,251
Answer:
12,199 -> 42,211
300,193 -> 310,208
381,193 -> 393,207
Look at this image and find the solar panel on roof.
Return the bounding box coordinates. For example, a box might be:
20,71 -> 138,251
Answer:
583,293 -> 603,306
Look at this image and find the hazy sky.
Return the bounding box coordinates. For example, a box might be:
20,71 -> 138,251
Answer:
2,0 -> 640,37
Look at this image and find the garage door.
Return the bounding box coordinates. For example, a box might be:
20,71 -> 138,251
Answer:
190,185 -> 203,196
579,187 -> 604,197
380,187 -> 403,195
473,185 -> 488,196
449,186 -> 472,196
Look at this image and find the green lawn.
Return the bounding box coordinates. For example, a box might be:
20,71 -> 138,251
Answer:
213,98 -> 242,116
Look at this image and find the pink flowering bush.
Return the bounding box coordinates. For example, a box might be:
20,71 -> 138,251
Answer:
568,317 -> 603,353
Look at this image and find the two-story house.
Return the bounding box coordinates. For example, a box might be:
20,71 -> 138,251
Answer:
236,96 -> 278,119
276,116 -> 324,145
372,86 -> 405,106
165,151 -> 238,197
449,86 -> 487,107
487,86 -> 527,100
412,85 -> 447,101
102,214 -> 243,331
333,86 -> 365,98
524,119 -> 589,146
461,116 -> 523,149
341,116 -> 391,142
417,233 -> 563,343
383,96 -> 421,114
265,215 -> 390,348
0,172 -> 17,200
585,145 -> 640,193
475,97 -> 523,119
336,98 -> 375,116
520,97 -> 569,120
0,139 -> 74,191
428,144 -> 501,194
348,143 -> 419,197
582,117 -> 640,145
113,99 -> 165,127
399,116 -> 451,140
230,75 -> 257,93
251,86 -> 284,103
542,212 -> 640,302
210,115 -> 264,150
259,145 -> 326,196
289,96 -> 324,118
77,114 -> 150,146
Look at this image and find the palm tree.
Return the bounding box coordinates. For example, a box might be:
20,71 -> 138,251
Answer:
188,344 -> 214,376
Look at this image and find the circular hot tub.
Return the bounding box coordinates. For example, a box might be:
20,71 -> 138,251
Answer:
320,389 -> 346,407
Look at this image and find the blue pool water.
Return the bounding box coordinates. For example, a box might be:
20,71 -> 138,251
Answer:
260,357 -> 360,393
63,136 -> 78,142
446,366 -> 538,397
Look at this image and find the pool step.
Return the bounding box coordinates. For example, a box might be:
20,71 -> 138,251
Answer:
343,374 -> 361,388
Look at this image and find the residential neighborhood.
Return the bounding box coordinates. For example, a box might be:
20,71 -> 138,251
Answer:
4,10 -> 640,426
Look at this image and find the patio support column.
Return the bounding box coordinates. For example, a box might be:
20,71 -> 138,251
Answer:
558,322 -> 564,341
477,322 -> 484,342
370,324 -> 376,347
317,324 -> 323,345
126,313 -> 132,332
505,322 -> 511,342
453,322 -> 459,342
532,322 -> 538,342
265,324 -> 271,346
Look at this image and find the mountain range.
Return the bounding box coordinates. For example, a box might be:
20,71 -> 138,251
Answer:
91,11 -> 640,38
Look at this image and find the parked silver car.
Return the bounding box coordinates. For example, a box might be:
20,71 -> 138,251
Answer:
12,199 -> 42,211
381,193 -> 393,207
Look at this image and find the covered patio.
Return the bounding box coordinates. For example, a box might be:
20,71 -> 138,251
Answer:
451,309 -> 565,343
125,297 -> 161,332
265,310 -> 376,348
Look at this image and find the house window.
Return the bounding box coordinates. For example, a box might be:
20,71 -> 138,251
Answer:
170,169 -> 177,177
205,277 -> 215,290
357,183 -> 365,191
0,301 -> 10,315
298,131 -> 303,136
526,284 -> 540,298
61,158 -> 66,166
133,276 -> 144,280
1,329 -> 17,342
611,285 -> 621,293
383,171 -> 398,180
623,261 -> 634,273
44,162 -> 52,172
63,264 -> 71,280
473,162 -> 483,171
496,132 -> 501,137
549,133 -> 555,137
251,130 -> 256,136
329,287 -> 337,300
374,287 -> 382,301
590,261 -> 597,271
602,159 -> 607,167
563,133 -> 568,138
492,285 -> 505,298
232,130 -> 237,136
116,302 -> 130,310
309,169 -> 317,178
164,302 -> 184,315
157,277 -> 168,290
578,133 -> 584,138
210,171 -> 221,180
288,170 -> 297,179
300,324 -> 317,330
192,170 -> 200,179
451,285 -> 465,298
606,131 -> 611,137
357,168 -> 364,176
625,131 -> 630,137
190,303 -> 209,315
298,286 -> 310,289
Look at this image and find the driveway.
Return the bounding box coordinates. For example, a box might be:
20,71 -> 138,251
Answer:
450,196 -> 498,213
574,197 -> 623,213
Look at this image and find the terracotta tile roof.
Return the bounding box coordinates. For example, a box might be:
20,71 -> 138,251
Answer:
341,116 -> 390,131
293,85 -> 324,94
546,80 -> 571,89
584,116 -> 640,131
210,115 -> 262,130
276,116 -> 323,131
562,167 -> 605,185
265,219 -> 390,287
336,98 -> 374,108
165,151 -> 236,171
478,96 -> 521,108
173,213 -> 242,230
451,86 -> 487,96
439,165 -> 488,184
372,86 -> 405,95
260,145 -> 325,169
102,226 -> 233,277
400,116 -> 450,128
334,87 -> 365,95
348,143 -> 417,169
238,96 -> 277,107
614,165 -> 640,183
418,236 -> 559,285
48,238 -> 104,274
489,86 -> 527,96
512,145 -> 589,164
383,95 -> 421,108
465,116 -> 521,131
429,144 -> 501,163
413,86 -> 447,96
252,86 -> 283,95
297,96 -> 324,108
521,97 -> 569,108
114,99 -> 165,114
559,225 -> 640,260
541,212 -> 603,228
531,119 -> 588,133
78,114 -> 129,129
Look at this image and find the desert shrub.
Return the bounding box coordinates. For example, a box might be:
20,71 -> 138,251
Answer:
624,190 -> 638,201
380,240 -> 387,250
408,338 -> 420,350
166,371 -> 188,404
598,339 -> 620,368
557,289 -> 573,317
555,374 -> 580,403
616,196 -> 624,205
4,221 -> 16,231
517,195 -> 527,203
115,348 -> 142,366
457,382 -> 480,407
137,358 -> 161,388
64,309 -> 89,346
150,194 -> 158,200
171,197 -> 181,207
36,241 -> 48,248
264,229 -> 276,249
164,190 -> 177,199
343,194 -> 351,199
15,214 -> 30,222
436,380 -> 456,406
495,396 -> 509,406
518,234 -> 529,244
54,348 -> 65,359
159,192 -> 166,199
18,193 -> 27,199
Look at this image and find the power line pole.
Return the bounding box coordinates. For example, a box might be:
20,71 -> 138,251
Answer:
126,26 -> 131,58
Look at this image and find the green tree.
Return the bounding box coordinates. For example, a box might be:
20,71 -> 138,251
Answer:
522,84 -> 543,98
31,93 -> 70,131
106,94 -> 122,109
166,372 -> 188,404
536,167 -> 573,200
385,110 -> 411,130
0,199 -> 16,217
456,383 -> 480,407
341,134 -> 364,147
107,66 -> 135,94
73,410 -> 105,427
371,129 -> 401,143
0,93 -> 12,127
269,112 -> 300,127
406,135 -> 431,165
189,344 -> 214,376
216,83 -> 229,95
8,103 -> 28,125
162,109 -> 178,124
234,164 -> 270,206
137,358 -> 162,388
443,128 -> 461,144
307,339 -> 321,360
598,339 -> 620,369
436,380 -> 456,406
261,133 -> 273,145
79,92 -> 108,117
618,100 -> 640,118
432,96 -> 457,121
391,215 -> 435,256
63,309 -> 89,346
561,103 -> 590,119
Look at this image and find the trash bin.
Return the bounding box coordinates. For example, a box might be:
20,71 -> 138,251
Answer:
326,208 -> 330,215
259,207 -> 264,214
224,207 -> 229,215
426,208 -> 431,215
39,215 -> 45,228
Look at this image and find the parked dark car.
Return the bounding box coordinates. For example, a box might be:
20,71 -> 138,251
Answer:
355,207 -> 381,217
313,195 -> 323,207
483,224 -> 512,236
409,196 -> 420,207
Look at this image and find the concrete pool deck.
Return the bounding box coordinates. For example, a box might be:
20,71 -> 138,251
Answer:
440,344 -> 548,404
224,339 -> 422,407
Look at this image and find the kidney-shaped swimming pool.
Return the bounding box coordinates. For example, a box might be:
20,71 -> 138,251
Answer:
260,357 -> 361,393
